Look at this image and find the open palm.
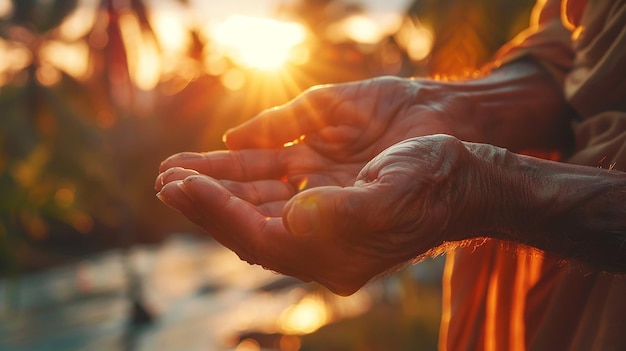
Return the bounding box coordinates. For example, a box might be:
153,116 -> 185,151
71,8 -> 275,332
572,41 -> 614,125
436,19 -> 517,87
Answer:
156,77 -> 462,295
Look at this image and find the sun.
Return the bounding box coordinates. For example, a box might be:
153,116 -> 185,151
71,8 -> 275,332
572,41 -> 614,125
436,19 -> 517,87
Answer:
214,15 -> 307,70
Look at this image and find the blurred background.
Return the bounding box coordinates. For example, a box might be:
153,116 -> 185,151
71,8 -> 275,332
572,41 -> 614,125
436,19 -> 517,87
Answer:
0,0 -> 533,350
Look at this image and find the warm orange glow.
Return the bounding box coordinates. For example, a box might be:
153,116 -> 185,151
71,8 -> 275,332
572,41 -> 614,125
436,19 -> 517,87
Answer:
280,335 -> 302,351
198,67 -> 309,144
36,64 -> 62,86
283,135 -> 305,148
221,68 -> 246,91
69,211 -> 94,234
288,45 -> 310,66
213,15 -> 306,69
150,11 -> 189,55
40,40 -> 91,81
0,38 -> 32,84
328,15 -> 384,44
234,338 -> 260,351
58,4 -> 97,41
279,295 -> 329,334
396,17 -> 434,62
204,53 -> 229,76
0,0 -> 11,18
297,178 -> 308,192
55,187 -> 75,208
119,12 -> 161,91
149,9 -> 192,77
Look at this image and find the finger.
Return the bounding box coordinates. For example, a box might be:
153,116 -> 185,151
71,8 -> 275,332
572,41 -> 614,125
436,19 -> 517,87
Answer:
257,201 -> 288,217
179,175 -> 313,281
179,175 -> 267,256
158,179 -> 260,250
282,185 -> 370,238
156,180 -> 204,222
159,149 -> 285,181
159,169 -> 293,211
155,167 -> 199,191
181,175 -> 320,281
223,85 -> 338,150
175,174 -> 381,294
158,175 -> 314,282
285,182 -> 424,258
220,179 -> 295,205
281,186 -> 390,295
282,184 -> 415,294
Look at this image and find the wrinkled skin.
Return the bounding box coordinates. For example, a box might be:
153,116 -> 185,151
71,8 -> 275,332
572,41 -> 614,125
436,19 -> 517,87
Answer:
222,76 -> 457,158
156,77 -> 481,295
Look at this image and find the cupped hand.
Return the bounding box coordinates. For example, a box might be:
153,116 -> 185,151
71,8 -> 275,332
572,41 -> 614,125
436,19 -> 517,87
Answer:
156,135 -> 485,295
223,76 -> 457,161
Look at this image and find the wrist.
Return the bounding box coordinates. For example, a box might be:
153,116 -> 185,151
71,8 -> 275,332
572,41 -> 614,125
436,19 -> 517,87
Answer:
532,164 -> 626,271
482,152 -> 626,272
431,140 -> 518,243
410,78 -> 481,143
414,59 -> 574,152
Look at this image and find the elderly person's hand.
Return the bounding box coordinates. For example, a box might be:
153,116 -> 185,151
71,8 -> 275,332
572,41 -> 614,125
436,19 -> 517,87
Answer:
220,76 -> 456,160
156,134 -> 496,295
157,60 -> 616,295
221,59 -> 573,156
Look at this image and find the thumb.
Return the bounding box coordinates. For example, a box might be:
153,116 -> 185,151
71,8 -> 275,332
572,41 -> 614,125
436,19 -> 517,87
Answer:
283,185 -> 377,237
223,86 -> 336,150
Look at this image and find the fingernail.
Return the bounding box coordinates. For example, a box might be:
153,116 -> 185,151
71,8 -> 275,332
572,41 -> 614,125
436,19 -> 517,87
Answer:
155,181 -> 184,210
177,179 -> 190,193
286,197 -> 320,236
156,190 -> 177,211
156,181 -> 205,222
221,132 -> 229,144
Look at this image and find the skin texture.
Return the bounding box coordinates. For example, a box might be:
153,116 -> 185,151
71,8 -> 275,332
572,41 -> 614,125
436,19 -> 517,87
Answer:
156,60 -> 626,295
156,135 -> 495,295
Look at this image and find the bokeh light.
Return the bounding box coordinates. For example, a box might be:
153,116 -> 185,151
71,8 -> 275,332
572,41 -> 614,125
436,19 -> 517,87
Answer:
0,38 -> 31,85
119,12 -> 161,91
58,1 -> 98,41
280,295 -> 329,334
40,40 -> 91,80
328,14 -> 384,44
395,17 -> 434,62
0,0 -> 11,18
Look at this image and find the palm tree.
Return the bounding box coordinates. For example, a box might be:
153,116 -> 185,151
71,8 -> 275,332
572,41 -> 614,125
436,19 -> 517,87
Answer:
0,0 -> 170,325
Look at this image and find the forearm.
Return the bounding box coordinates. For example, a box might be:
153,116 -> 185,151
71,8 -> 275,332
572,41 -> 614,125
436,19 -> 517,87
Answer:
481,151 -> 626,272
420,59 -> 575,153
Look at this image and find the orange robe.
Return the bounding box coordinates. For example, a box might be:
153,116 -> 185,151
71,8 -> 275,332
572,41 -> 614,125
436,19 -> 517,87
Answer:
440,0 -> 626,350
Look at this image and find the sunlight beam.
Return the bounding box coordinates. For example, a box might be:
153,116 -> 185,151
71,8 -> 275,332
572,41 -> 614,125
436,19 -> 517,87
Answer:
213,15 -> 306,70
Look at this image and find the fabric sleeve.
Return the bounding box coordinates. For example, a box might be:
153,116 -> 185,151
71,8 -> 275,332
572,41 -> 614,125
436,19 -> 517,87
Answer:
486,0 -> 575,85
